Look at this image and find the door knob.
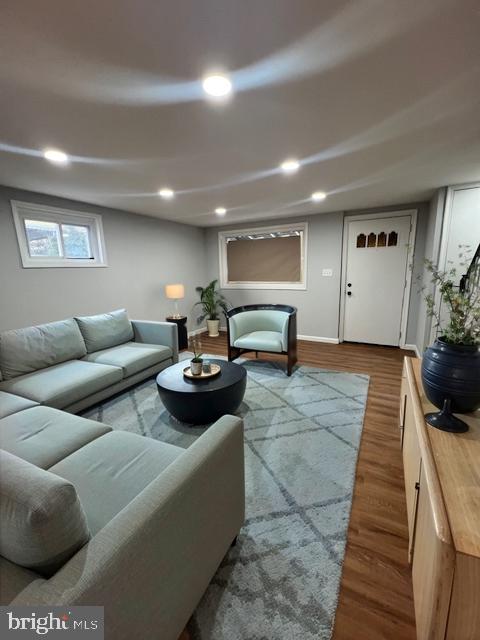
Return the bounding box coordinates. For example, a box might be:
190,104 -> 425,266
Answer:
347,291 -> 352,296
347,283 -> 352,287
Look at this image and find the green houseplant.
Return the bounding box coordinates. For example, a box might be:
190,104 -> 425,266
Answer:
188,335 -> 203,375
420,245 -> 480,433
194,280 -> 230,337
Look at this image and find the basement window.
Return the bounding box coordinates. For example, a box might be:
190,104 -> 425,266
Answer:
218,223 -> 307,289
11,201 -> 108,268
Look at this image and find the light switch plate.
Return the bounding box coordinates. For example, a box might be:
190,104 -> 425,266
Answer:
322,268 -> 333,277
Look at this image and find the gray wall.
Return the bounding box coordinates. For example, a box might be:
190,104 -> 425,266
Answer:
414,188 -> 446,353
206,203 -> 430,344
206,211 -> 343,339
0,184 -> 431,347
0,186 -> 206,331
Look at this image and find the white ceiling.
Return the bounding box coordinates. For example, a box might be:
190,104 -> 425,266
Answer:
1,0 -> 479,227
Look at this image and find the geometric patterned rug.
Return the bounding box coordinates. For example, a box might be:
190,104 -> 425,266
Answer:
82,355 -> 369,640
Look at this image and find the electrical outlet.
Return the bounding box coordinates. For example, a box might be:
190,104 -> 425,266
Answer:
322,268 -> 333,277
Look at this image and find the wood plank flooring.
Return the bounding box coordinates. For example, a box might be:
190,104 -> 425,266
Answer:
181,334 -> 416,640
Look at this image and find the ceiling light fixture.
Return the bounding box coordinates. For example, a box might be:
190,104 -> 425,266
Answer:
280,158 -> 300,174
158,188 -> 174,199
43,148 -> 69,165
215,207 -> 227,216
311,191 -> 327,202
202,74 -> 232,98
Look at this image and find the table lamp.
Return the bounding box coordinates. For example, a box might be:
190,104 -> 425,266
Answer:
165,284 -> 185,318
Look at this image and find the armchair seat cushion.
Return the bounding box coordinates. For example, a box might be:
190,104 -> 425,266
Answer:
234,330 -> 284,353
50,431 -> 183,535
0,406 -> 111,469
0,360 -> 123,409
82,342 -> 172,378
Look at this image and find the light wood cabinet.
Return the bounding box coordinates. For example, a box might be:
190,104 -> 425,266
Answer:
400,357 -> 480,640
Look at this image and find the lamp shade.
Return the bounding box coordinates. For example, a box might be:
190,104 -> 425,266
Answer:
165,284 -> 185,300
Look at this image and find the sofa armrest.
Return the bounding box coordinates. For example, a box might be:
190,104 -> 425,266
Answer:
12,415 -> 245,640
131,320 -> 178,362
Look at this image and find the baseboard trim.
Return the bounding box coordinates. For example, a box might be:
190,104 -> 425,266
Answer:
191,328 -> 340,345
298,334 -> 340,344
403,343 -> 421,357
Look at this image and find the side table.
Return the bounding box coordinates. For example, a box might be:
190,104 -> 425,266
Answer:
166,316 -> 188,350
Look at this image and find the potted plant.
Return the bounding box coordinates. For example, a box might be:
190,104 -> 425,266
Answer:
188,336 -> 203,376
420,245 -> 480,432
194,279 -> 229,337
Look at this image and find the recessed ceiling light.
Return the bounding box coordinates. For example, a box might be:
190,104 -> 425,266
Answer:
215,207 -> 227,216
43,148 -> 69,165
158,188 -> 174,199
311,191 -> 327,202
280,158 -> 300,174
202,74 -> 232,98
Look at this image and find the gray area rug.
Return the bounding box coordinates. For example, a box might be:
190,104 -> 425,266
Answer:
82,356 -> 369,640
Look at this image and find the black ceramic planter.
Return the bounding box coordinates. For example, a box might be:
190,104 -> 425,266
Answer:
421,338 -> 480,433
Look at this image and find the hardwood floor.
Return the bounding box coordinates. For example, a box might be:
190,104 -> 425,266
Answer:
182,334 -> 416,640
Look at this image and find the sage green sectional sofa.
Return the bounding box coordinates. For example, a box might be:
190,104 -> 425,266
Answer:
0,309 -> 178,412
0,310 -> 246,639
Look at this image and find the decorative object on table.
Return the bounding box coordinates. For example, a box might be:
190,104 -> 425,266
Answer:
419,244 -> 480,432
194,279 -> 229,337
227,303 -> 297,376
183,362 -> 221,380
202,360 -> 212,374
188,335 -> 203,375
165,283 -> 185,319
165,315 -> 188,350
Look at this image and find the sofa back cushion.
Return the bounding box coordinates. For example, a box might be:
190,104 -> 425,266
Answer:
75,309 -> 134,353
229,310 -> 289,341
0,450 -> 90,576
0,319 -> 87,380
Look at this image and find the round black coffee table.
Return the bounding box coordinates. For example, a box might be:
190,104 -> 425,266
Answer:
156,359 -> 247,424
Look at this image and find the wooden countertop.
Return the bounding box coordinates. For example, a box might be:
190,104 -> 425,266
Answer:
410,358 -> 480,558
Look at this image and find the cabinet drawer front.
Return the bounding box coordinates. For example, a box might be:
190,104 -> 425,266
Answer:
412,465 -> 455,640
402,394 -> 421,561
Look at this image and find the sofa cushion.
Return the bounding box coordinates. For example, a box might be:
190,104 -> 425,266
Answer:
234,330 -> 284,353
0,406 -> 112,469
0,450 -> 90,576
75,309 -> 134,353
0,557 -> 41,605
50,431 -> 183,534
0,319 -> 87,380
83,342 -> 172,378
0,391 -> 38,419
0,360 -> 123,409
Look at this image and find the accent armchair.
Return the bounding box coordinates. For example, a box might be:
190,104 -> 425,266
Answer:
226,304 -> 297,375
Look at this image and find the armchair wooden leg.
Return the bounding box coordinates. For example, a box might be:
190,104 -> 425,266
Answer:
287,354 -> 294,376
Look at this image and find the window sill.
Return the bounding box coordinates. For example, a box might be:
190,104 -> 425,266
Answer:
221,282 -> 306,290
20,260 -> 108,269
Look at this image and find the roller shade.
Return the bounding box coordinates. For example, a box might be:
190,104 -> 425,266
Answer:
226,235 -> 301,283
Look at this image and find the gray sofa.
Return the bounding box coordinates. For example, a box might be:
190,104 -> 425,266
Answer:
0,309 -> 178,412
0,311 -> 246,639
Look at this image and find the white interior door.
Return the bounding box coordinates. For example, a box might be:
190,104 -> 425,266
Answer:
343,215 -> 412,346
